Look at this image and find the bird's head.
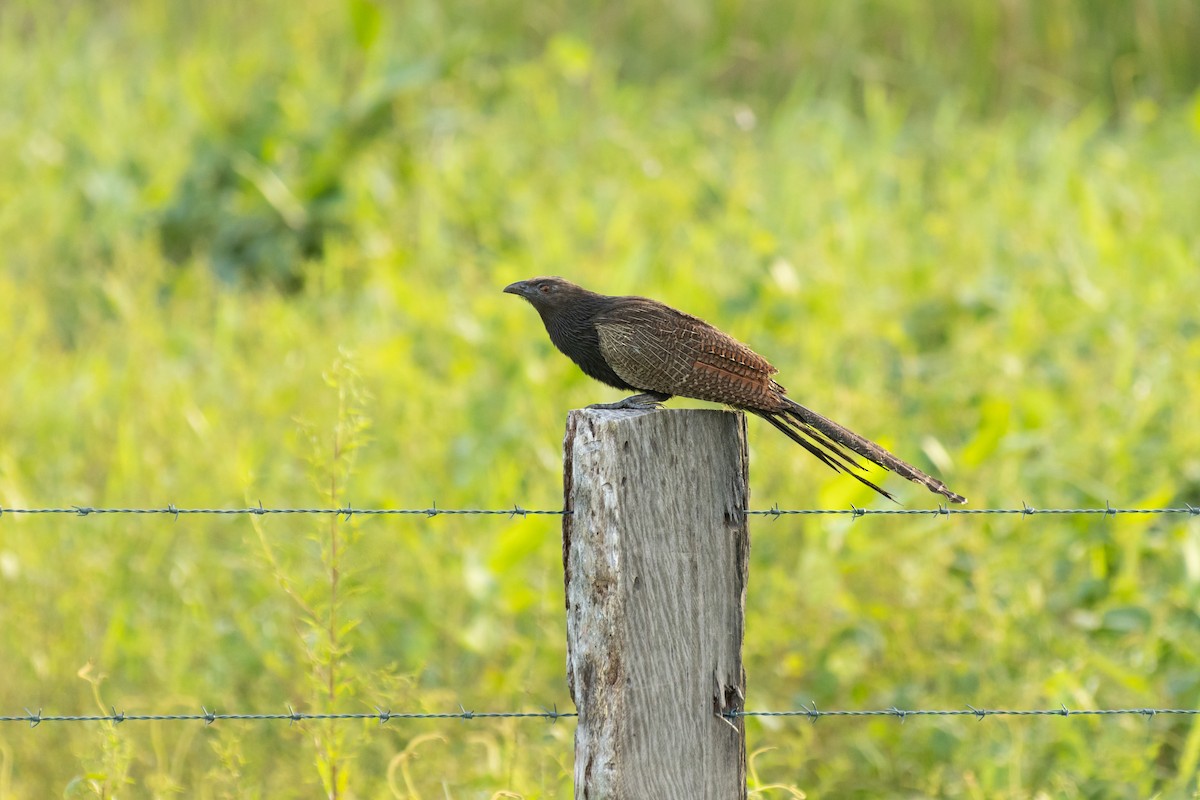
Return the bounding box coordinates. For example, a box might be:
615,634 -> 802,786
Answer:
503,276 -> 585,310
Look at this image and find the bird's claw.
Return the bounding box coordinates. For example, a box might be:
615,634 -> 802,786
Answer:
587,393 -> 669,411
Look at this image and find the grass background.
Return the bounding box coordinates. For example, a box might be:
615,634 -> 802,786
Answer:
1,0 -> 1199,796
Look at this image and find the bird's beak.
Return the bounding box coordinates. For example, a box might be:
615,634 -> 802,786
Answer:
503,280 -> 531,298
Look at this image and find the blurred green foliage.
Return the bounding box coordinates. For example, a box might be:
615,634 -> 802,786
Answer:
0,0 -> 1198,796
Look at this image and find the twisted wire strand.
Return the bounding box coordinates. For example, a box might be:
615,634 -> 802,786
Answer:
1,504 -> 1195,518
5,704 -> 1198,727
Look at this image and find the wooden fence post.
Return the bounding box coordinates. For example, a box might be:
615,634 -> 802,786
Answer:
563,407 -> 749,799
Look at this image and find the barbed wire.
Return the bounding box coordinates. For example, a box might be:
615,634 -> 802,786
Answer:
752,502 -> 1199,519
1,706 -> 576,727
4,703 -> 1198,728
1,503 -> 1196,519
731,704 -> 1200,721
0,504 -> 567,519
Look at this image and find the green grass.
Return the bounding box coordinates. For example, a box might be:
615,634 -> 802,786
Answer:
1,0 -> 1199,796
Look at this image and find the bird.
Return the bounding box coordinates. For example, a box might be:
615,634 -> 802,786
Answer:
504,276 -> 967,504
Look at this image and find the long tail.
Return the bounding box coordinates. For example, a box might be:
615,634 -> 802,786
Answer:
753,400 -> 967,505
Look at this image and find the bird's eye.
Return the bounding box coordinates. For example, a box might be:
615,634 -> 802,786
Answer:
538,283 -> 551,294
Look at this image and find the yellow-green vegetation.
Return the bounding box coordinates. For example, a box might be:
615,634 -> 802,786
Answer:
1,0 -> 1199,796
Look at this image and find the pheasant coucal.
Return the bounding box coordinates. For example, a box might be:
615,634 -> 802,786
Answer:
504,276 -> 966,504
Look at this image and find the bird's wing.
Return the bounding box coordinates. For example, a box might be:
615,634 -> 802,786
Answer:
594,300 -> 782,408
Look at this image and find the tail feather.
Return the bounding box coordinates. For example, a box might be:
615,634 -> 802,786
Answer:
756,400 -> 967,505
755,411 -> 898,502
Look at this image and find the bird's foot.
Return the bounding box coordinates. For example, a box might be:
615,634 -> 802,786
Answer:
587,392 -> 671,411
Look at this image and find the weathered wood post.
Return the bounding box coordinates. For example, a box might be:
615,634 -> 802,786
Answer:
563,407 -> 749,799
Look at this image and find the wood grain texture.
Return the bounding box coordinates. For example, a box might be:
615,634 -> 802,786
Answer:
564,408 -> 749,799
